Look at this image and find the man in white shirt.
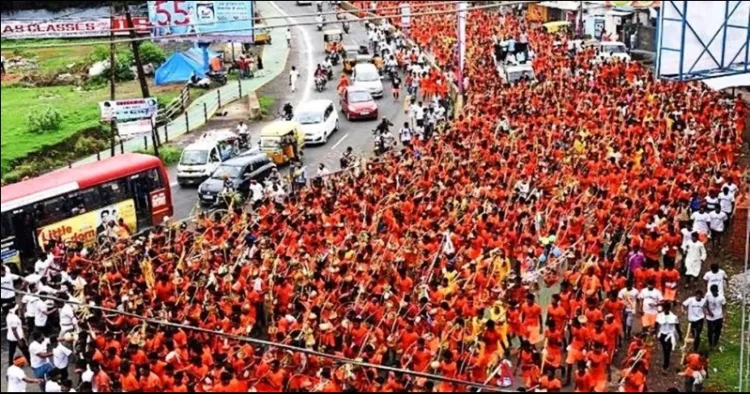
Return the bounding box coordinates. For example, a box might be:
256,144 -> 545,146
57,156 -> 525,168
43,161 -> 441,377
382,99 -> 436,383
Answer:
7,305 -> 31,363
703,263 -> 728,297
58,300 -> 77,336
35,297 -> 56,336
708,206 -> 728,248
289,66 -> 300,93
655,302 -> 683,373
29,331 -> 54,388
722,178 -> 739,198
690,206 -> 711,236
1,263 -> 21,320
684,232 -> 707,281
638,280 -> 663,329
706,284 -> 726,350
7,355 -> 43,392
22,290 -> 40,332
618,281 -> 639,339
249,179 -> 265,208
718,186 -> 735,217
51,336 -> 73,379
682,289 -> 707,351
400,122 -> 413,147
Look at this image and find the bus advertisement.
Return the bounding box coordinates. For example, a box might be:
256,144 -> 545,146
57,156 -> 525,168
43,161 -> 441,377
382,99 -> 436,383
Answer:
1,154 -> 173,273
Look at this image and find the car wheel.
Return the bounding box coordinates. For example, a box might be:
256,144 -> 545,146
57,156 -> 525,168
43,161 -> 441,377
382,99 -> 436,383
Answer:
346,111 -> 351,121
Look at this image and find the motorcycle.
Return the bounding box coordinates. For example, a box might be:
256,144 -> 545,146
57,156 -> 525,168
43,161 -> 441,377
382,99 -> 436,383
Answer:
279,103 -> 294,121
315,75 -> 327,92
342,21 -> 350,34
238,133 -> 251,151
325,64 -> 335,81
317,1 -> 323,12
329,51 -> 341,66
208,71 -> 228,86
372,130 -> 395,156
383,64 -> 397,81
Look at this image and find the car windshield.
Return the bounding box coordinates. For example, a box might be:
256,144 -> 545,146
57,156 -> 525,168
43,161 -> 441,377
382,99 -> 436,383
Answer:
180,149 -> 209,166
261,137 -> 281,149
357,69 -> 380,82
297,112 -> 323,125
602,45 -> 626,54
212,165 -> 242,179
349,91 -> 372,103
507,70 -> 532,83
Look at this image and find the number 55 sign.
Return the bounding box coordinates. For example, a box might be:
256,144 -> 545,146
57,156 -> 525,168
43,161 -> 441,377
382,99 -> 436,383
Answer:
148,1 -> 255,43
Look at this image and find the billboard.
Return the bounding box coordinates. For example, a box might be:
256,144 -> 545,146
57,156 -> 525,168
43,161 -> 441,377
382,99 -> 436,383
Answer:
0,16 -> 149,40
148,1 -> 255,43
656,1 -> 750,80
99,98 -> 159,122
36,199 -> 137,247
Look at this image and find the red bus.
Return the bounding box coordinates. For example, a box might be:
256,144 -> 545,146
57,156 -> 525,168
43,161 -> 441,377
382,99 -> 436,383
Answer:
1,154 -> 173,273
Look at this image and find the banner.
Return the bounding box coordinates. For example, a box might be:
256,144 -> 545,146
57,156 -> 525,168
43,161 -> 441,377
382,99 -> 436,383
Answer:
37,200 -> 137,247
148,1 -> 255,43
0,16 -> 149,40
400,3 -> 411,30
603,1 -> 660,7
100,98 -> 159,122
118,118 -> 155,140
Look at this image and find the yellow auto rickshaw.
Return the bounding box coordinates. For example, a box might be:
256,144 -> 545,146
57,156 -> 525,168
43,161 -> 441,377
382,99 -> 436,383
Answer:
343,45 -> 370,74
543,21 -> 572,34
323,29 -> 344,54
260,121 -> 305,166
254,24 -> 272,44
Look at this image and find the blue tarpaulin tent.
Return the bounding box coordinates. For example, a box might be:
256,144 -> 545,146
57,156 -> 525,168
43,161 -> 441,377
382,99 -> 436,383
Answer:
155,47 -> 219,85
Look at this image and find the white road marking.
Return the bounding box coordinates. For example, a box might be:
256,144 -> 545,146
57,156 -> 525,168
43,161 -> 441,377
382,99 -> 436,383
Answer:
331,133 -> 350,150
270,1 -> 315,107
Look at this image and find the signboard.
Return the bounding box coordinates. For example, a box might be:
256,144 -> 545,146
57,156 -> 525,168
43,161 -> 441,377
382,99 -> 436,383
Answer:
99,98 -> 158,122
37,200 -> 137,247
1,16 -> 149,40
603,1 -> 660,7
118,118 -> 155,139
148,1 -> 255,43
0,237 -> 20,268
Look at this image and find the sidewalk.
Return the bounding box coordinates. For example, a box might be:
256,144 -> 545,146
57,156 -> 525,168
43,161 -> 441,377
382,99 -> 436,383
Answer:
73,1 -> 289,168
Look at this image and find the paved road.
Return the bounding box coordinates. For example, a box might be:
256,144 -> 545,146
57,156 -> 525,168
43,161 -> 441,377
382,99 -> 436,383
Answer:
168,1 -> 408,220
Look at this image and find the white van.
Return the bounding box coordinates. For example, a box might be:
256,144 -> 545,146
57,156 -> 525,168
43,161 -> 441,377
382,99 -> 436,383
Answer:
597,41 -> 631,62
295,99 -> 340,145
498,63 -> 535,85
352,63 -> 384,98
176,129 -> 240,186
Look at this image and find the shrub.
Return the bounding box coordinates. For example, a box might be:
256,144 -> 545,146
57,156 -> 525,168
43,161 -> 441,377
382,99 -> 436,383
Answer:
74,136 -> 108,156
136,145 -> 182,166
26,106 -> 63,134
88,61 -> 135,85
138,42 -> 167,66
91,45 -> 110,63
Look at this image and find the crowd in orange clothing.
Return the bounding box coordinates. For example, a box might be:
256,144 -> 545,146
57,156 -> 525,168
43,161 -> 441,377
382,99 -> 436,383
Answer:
5,2 -> 746,393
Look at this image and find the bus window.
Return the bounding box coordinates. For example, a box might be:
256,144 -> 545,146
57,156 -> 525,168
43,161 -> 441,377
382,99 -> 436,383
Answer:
1,212 -> 12,239
34,195 -> 69,227
67,188 -> 100,214
99,179 -> 130,207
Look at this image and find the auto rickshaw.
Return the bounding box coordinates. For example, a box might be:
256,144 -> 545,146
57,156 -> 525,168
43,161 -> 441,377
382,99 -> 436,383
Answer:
254,24 -> 272,44
543,21 -> 571,34
323,29 -> 344,54
259,121 -> 305,166
343,45 -> 370,74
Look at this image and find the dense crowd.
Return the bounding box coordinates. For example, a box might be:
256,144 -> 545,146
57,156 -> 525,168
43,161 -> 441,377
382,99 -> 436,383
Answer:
2,1 -> 746,392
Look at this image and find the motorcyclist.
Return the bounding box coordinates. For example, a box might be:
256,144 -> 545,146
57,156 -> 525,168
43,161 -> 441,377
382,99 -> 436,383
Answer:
317,1 -> 324,12
316,13 -> 325,29
323,57 -> 334,79
237,121 -> 249,148
282,102 -> 294,120
375,128 -> 395,154
376,117 -> 394,134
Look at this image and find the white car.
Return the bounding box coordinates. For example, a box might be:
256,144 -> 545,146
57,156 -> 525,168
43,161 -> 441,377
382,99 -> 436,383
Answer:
597,41 -> 631,62
176,129 -> 240,186
498,63 -> 535,84
352,63 -> 384,98
295,100 -> 340,145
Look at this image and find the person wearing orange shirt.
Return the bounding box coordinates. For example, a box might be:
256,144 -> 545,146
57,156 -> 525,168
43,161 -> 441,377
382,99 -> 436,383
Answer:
119,361 -> 140,392
642,231 -> 664,266
539,368 -> 563,392
573,362 -> 594,392
621,361 -> 647,392
587,342 -> 611,392
138,364 -> 162,392
661,260 -> 681,301
520,293 -> 543,344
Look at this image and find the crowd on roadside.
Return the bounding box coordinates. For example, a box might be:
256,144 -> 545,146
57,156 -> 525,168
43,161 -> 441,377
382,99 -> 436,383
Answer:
2,1 -> 746,392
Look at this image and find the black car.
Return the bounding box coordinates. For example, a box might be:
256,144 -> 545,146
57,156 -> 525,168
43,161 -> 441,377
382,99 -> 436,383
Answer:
197,153 -> 276,205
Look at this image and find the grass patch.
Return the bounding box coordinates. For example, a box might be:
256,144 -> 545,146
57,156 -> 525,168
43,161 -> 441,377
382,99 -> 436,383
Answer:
135,145 -> 183,166
1,39 -> 111,74
705,303 -> 750,392
259,95 -> 275,117
1,82 -> 182,175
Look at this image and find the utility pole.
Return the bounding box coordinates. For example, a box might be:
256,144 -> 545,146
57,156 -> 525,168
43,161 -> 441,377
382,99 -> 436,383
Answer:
578,0 -> 584,39
126,8 -> 150,98
109,1 -> 117,157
